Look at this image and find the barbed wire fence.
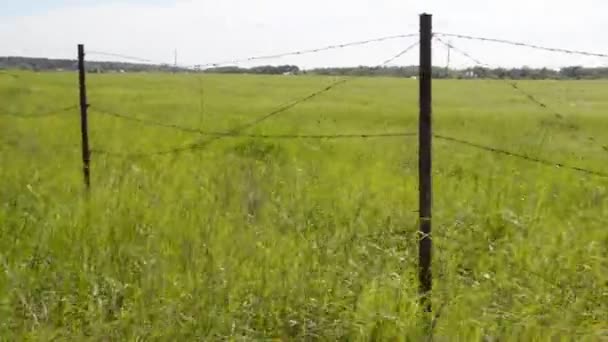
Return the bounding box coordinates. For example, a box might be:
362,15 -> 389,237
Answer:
434,32 -> 608,59
2,13 -> 608,320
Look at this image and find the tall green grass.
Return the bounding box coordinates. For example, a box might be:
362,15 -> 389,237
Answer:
1,72 -> 607,340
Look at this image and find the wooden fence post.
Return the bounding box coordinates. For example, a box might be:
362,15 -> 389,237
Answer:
78,44 -> 91,190
418,13 -> 433,313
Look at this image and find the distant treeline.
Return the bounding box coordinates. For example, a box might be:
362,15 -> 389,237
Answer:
0,56 -> 184,73
311,66 -> 608,79
2,56 -> 608,79
206,65 -> 608,80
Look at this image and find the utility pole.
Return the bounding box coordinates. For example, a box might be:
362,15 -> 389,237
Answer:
174,48 -> 178,73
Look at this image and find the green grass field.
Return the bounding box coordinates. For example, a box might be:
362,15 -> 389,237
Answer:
1,71 -> 607,340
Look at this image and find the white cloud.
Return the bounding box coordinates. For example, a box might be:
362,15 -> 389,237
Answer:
1,0 -> 607,68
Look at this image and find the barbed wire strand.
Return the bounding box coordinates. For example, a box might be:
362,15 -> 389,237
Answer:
230,79 -> 349,131
435,32 -> 608,59
0,105 -> 78,119
86,51 -> 161,65
91,42 -> 420,158
380,42 -> 419,66
434,134 -> 608,178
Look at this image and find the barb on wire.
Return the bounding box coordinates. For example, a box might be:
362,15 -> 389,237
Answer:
87,51 -> 163,65
434,134 -> 608,178
0,105 -> 77,119
194,34 -> 418,69
435,32 -> 608,59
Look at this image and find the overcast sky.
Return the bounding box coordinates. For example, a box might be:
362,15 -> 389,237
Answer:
1,0 -> 607,69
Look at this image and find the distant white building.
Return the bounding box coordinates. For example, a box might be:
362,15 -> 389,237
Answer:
464,70 -> 478,78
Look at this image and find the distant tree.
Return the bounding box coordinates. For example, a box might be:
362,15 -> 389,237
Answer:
560,66 -> 582,79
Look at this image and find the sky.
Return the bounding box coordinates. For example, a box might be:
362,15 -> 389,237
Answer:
1,0 -> 607,69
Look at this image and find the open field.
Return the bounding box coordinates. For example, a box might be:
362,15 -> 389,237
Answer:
1,71 -> 607,339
